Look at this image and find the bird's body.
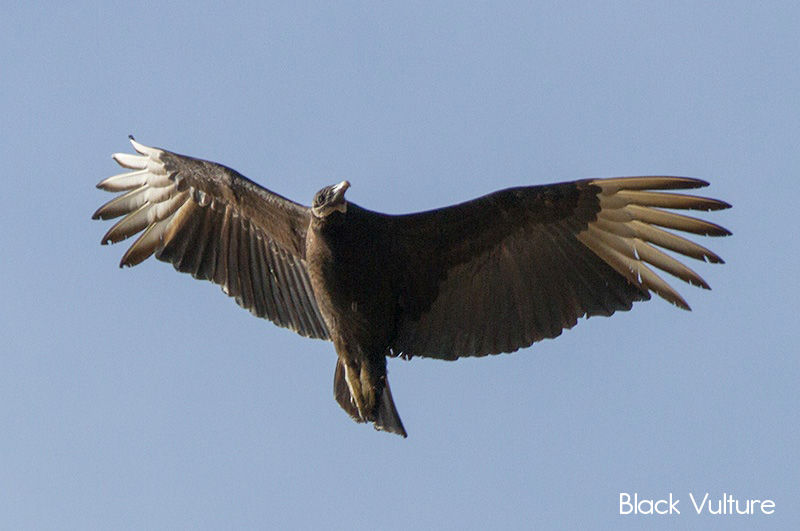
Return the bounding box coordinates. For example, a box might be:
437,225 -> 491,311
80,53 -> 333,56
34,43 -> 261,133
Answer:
94,137 -> 731,437
307,203 -> 406,434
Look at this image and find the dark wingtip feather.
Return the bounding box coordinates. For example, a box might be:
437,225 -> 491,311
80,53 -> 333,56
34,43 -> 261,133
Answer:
684,177 -> 709,188
708,224 -> 733,237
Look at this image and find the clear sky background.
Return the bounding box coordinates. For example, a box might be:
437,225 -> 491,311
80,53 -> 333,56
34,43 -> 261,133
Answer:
1,2 -> 797,530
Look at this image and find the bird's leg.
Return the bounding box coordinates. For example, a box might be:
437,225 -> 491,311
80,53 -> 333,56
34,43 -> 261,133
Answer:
342,361 -> 378,421
359,363 -> 378,418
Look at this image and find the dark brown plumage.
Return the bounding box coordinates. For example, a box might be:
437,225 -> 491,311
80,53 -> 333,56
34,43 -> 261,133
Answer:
93,137 -> 731,437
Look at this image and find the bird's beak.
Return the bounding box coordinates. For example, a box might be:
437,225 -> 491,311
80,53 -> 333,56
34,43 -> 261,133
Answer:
333,180 -> 350,198
333,180 -> 350,213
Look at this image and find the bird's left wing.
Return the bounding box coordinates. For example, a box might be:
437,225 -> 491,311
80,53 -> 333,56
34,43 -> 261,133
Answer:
384,177 -> 730,360
93,138 -> 329,340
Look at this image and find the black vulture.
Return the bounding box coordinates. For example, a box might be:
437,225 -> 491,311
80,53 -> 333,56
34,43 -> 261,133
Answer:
93,137 -> 731,438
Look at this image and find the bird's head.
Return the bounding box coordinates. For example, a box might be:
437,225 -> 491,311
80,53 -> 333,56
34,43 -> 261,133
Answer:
312,180 -> 351,218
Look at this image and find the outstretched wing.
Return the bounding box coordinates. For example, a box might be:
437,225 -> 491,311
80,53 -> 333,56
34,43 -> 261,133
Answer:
93,137 -> 329,340
387,177 -> 730,359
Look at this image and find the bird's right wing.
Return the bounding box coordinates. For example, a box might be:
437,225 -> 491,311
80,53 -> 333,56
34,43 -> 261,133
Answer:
93,137 -> 330,340
385,177 -> 730,360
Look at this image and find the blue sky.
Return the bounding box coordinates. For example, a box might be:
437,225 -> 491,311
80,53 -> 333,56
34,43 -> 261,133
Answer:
1,2 -> 797,529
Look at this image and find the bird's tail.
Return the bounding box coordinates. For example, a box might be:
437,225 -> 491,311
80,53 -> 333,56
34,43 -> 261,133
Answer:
375,379 -> 407,438
334,359 -> 407,438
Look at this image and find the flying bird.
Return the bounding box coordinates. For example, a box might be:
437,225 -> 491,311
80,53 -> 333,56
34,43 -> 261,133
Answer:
93,137 -> 731,437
